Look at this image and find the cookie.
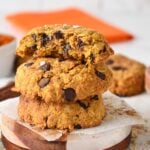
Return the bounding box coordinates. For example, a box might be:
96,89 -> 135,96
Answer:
16,24 -> 114,64
145,66 -> 150,93
15,58 -> 112,103
106,54 -> 146,96
18,94 -> 105,130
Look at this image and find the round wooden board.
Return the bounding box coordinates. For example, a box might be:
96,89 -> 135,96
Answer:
1,132 -> 131,150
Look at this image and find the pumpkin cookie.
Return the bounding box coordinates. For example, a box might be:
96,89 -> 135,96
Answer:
15,58 -> 112,103
106,54 -> 146,96
16,24 -> 113,64
18,94 -> 105,131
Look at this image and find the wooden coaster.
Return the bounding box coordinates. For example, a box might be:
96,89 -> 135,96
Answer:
1,132 -> 131,150
0,81 -> 19,101
1,112 -> 131,150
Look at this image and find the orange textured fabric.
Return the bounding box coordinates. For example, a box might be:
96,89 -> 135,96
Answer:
6,8 -> 133,43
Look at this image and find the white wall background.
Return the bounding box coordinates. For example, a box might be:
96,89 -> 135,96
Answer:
1,0 -> 150,15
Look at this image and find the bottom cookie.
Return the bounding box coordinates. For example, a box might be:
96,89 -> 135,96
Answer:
18,95 -> 105,131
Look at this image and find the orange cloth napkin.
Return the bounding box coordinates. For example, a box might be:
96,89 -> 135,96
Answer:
6,8 -> 133,43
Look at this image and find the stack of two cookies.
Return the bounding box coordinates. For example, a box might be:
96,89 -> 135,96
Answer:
15,25 -> 114,131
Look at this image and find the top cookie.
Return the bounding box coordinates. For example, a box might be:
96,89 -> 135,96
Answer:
16,24 -> 114,64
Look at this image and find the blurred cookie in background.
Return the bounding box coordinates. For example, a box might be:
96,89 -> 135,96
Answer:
145,66 -> 150,93
106,54 -> 146,96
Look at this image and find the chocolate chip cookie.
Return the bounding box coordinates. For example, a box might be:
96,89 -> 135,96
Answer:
106,54 -> 146,96
16,24 -> 114,64
15,58 -> 112,103
18,94 -> 105,130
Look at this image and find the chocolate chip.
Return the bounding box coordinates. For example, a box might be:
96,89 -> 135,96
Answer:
39,62 -> 51,71
91,95 -> 99,100
99,45 -> 107,54
24,62 -> 34,67
77,38 -> 85,49
106,59 -> 114,65
64,88 -> 76,101
76,114 -> 79,117
40,33 -> 50,47
27,44 -> 37,54
90,53 -> 95,63
102,45 -> 107,53
58,55 -> 65,62
81,55 -> 86,64
63,43 -> 71,58
49,51 -> 57,58
31,34 -> 36,42
74,124 -> 82,129
112,66 -> 127,71
53,31 -> 64,39
95,70 -> 106,80
77,101 -> 89,109
38,78 -> 50,88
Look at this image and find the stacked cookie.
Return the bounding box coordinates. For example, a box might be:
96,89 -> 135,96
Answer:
15,24 -> 114,130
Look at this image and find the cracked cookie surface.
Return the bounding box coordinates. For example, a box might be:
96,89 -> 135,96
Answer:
18,95 -> 105,130
16,24 -> 113,64
15,58 -> 112,103
106,54 -> 146,96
